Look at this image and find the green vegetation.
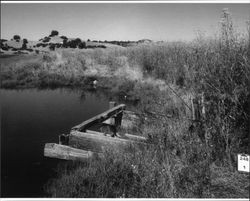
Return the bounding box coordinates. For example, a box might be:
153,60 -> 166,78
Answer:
1,9 -> 249,198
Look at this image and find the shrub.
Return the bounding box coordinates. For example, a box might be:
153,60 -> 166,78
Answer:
49,44 -> 56,51
50,30 -> 59,37
13,35 -> 21,40
97,45 -> 106,48
66,38 -> 82,48
78,42 -> 86,49
1,46 -> 9,51
60,36 -> 68,40
43,37 -> 51,43
22,39 -> 28,49
23,38 -> 28,44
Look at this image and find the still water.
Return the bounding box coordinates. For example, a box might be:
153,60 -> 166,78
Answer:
1,88 -> 110,197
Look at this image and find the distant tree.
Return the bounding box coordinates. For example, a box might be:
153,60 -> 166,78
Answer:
23,38 -> 28,44
49,44 -> 55,51
22,38 -> 28,49
43,37 -> 51,43
75,38 -> 82,44
87,39 -> 91,42
67,38 -> 82,48
22,43 -> 27,49
0,39 -> 8,43
13,35 -> 21,41
97,45 -> 106,49
55,43 -> 62,48
60,36 -> 68,40
50,30 -> 59,37
62,39 -> 68,48
1,46 -> 9,51
78,42 -> 86,49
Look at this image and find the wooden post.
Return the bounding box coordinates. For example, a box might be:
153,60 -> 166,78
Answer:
191,97 -> 196,121
108,101 -> 117,125
201,92 -> 206,120
103,101 -> 123,137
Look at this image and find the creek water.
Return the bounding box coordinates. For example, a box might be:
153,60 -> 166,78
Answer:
1,88 -> 110,197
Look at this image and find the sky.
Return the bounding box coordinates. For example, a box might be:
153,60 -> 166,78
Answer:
1,3 -> 249,41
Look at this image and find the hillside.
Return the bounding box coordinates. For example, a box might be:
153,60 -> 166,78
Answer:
0,31 -> 152,56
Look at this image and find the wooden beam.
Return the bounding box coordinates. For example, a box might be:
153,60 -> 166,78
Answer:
44,143 -> 99,161
122,133 -> 148,143
71,104 -> 126,131
86,129 -> 113,137
69,130 -> 148,153
86,129 -> 148,143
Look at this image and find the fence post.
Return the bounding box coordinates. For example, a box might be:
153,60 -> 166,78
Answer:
108,101 -> 116,125
201,92 -> 206,120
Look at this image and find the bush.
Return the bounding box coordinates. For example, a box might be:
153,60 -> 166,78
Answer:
50,30 -> 59,37
1,46 -> 9,51
49,44 -> 55,51
22,42 -> 27,50
60,36 -> 68,40
43,37 -> 51,43
13,35 -> 21,40
78,42 -> 86,49
66,38 -> 82,48
23,38 -> 28,44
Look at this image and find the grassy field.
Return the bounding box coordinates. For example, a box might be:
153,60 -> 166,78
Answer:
1,10 -> 249,198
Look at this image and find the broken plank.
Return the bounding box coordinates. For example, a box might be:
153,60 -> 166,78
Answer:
44,143 -> 99,161
71,104 -> 126,131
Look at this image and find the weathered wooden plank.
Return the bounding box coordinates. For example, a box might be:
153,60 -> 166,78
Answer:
69,130 -> 148,153
86,129 -> 148,143
71,104 -> 126,131
122,133 -> 147,142
86,129 -> 117,138
44,143 -> 98,161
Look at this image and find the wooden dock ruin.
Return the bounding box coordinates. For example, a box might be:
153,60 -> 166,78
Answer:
44,101 -> 148,161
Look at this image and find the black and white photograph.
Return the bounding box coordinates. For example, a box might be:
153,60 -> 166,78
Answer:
0,0 -> 249,199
